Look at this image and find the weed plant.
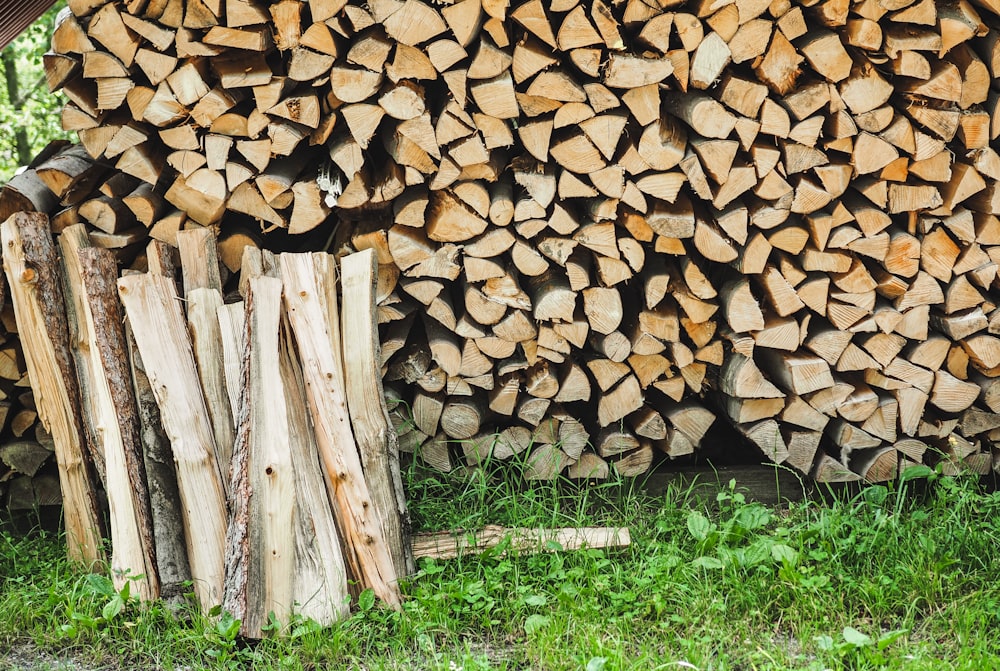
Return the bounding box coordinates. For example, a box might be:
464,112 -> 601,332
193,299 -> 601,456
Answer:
1,461 -> 999,670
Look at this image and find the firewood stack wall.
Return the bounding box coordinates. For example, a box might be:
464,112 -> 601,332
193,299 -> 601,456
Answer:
3,0 -> 1000,489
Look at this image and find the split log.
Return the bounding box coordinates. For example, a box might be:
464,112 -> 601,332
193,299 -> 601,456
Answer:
1,212 -> 104,564
340,249 -> 414,578
78,248 -> 158,600
118,272 -> 227,611
279,253 -> 402,608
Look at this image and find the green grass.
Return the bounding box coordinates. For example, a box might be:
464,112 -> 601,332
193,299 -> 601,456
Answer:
2,463 -> 1000,670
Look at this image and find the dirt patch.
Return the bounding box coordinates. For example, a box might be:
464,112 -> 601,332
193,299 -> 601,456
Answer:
0,643 -> 117,671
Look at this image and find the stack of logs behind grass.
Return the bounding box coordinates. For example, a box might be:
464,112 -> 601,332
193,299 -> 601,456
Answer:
3,0 -> 1000,485
1,210 -> 633,632
1,211 -> 411,634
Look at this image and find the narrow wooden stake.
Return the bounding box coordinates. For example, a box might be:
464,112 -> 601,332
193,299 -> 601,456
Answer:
279,252 -> 402,608
117,272 -> 227,611
78,247 -> 159,601
223,276 -> 295,638
125,320 -> 192,601
279,312 -> 350,627
216,302 -> 246,422
1,212 -> 104,565
57,224 -> 105,486
412,526 -> 632,560
340,249 -> 413,577
187,287 -> 236,496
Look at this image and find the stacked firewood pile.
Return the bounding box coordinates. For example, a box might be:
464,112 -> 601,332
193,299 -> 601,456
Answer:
2,0 -> 1000,488
2,210 -> 414,633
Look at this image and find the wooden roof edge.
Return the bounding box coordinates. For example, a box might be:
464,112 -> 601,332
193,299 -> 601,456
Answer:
0,0 -> 60,53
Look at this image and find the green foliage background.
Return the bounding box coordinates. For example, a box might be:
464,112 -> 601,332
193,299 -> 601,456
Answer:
0,0 -> 72,184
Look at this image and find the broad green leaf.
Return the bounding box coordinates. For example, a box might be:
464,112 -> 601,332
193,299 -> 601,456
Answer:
691,556 -> 724,570
842,626 -> 872,647
770,543 -> 798,566
877,629 -> 908,650
102,595 -> 123,620
686,511 -> 713,541
83,574 -> 116,598
358,588 -> 376,612
899,464 -> 934,483
524,614 -> 550,635
524,594 -> 547,607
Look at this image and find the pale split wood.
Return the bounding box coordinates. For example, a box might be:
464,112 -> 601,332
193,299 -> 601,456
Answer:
279,253 -> 402,608
1,212 -> 105,565
216,302 -> 246,423
57,225 -> 105,486
78,247 -> 159,601
117,272 -> 227,611
340,248 -> 414,577
125,316 -> 192,602
224,277 -> 296,639
278,313 -> 351,626
186,287 -> 236,497
177,227 -> 223,297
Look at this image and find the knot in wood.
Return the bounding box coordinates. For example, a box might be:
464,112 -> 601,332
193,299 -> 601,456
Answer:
20,267 -> 37,284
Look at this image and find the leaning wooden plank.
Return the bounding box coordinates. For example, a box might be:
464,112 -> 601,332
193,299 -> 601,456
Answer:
340,249 -> 413,578
1,212 -> 104,564
117,272 -> 227,611
279,311 -> 350,626
57,225 -> 105,486
412,526 -> 632,561
216,302 -> 246,422
223,277 -> 295,639
279,252 -> 402,608
186,287 -> 235,495
78,247 -> 159,601
125,318 -> 192,602
236,247 -> 350,625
